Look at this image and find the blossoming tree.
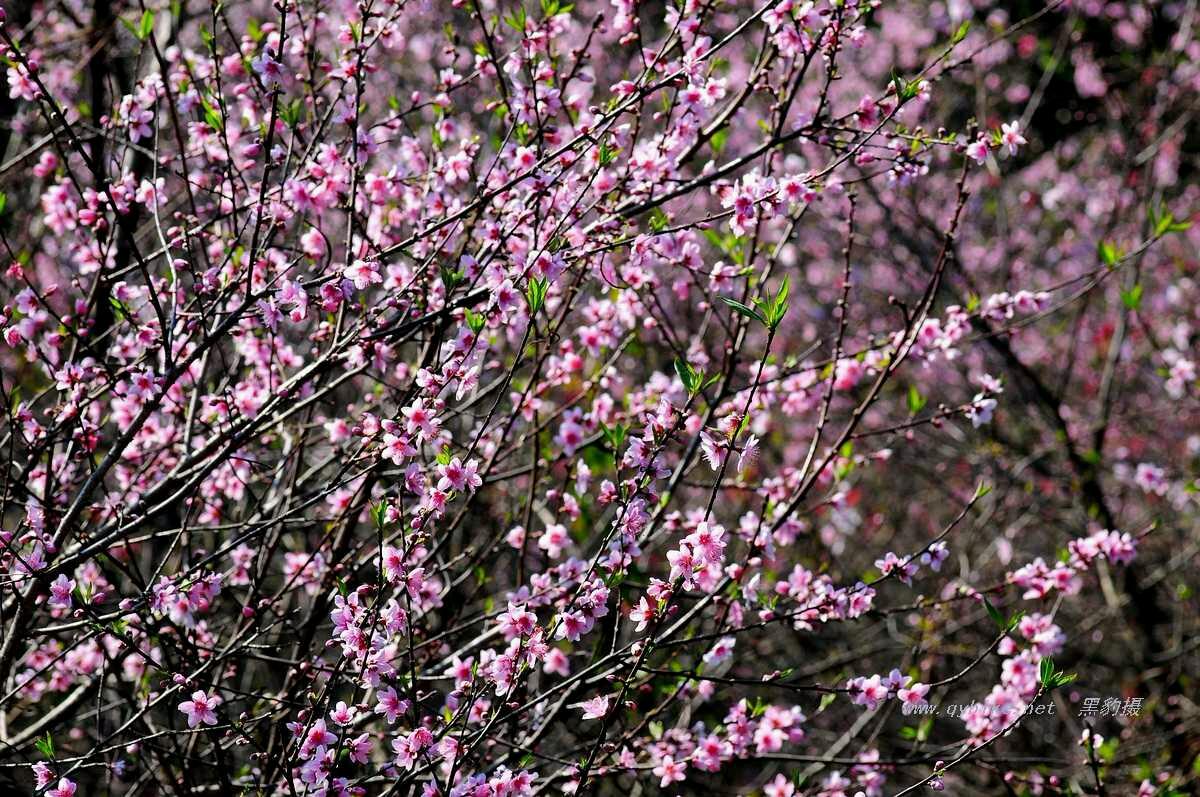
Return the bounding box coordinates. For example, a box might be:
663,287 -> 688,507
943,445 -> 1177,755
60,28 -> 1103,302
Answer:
0,0 -> 1197,794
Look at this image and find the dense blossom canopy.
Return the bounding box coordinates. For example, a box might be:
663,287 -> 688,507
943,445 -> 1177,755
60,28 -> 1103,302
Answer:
0,0 -> 1197,794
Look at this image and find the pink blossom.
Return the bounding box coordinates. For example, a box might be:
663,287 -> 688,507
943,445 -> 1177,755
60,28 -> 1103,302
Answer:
46,779 -> 77,797
178,690 -> 221,728
653,755 -> 686,788
374,687 -> 410,724
1000,120 -> 1027,155
48,574 -> 75,610
966,138 -> 990,164
576,695 -> 610,720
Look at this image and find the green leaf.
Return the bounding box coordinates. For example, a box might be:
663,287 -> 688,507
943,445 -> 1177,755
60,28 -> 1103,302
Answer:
525,277 -> 549,315
1148,205 -> 1190,237
34,732 -> 54,759
440,266 -> 462,292
774,276 -> 789,313
1097,240 -> 1120,268
279,99 -> 303,126
1052,671 -> 1077,688
674,357 -> 703,396
602,422 -> 627,453
1120,284 -> 1143,311
756,277 -> 791,330
984,597 -> 1005,630
502,7 -> 527,31
951,20 -> 970,44
719,296 -> 765,325
891,69 -> 920,101
906,385 -> 926,415
108,295 -> 128,322
204,103 -> 223,132
0,192 -> 7,215
1039,657 -> 1055,687
973,481 -> 992,500
137,10 -> 155,41
1151,206 -> 1170,237
709,128 -> 729,156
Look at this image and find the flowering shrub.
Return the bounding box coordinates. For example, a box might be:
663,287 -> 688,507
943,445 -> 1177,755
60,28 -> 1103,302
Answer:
0,0 -> 1197,794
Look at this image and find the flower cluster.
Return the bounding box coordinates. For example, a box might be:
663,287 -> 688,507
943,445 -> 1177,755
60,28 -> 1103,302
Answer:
0,0 -> 1195,794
